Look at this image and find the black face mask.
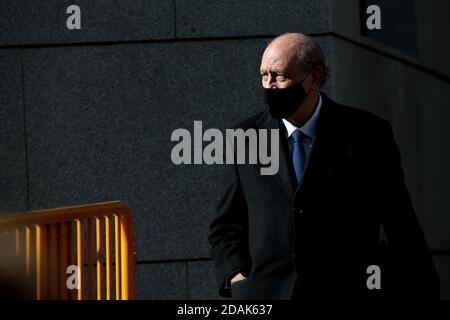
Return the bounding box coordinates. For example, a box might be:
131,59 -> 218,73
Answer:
264,76 -> 309,119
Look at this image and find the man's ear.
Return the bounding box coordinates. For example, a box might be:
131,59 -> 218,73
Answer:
311,66 -> 324,90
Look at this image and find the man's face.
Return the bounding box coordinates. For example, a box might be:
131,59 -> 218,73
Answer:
259,45 -> 305,89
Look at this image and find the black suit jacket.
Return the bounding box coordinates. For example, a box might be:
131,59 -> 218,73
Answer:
209,93 -> 439,300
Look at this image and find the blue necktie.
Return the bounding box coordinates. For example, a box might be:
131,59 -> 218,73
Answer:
291,129 -> 305,184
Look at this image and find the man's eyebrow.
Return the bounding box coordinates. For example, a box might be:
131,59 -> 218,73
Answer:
260,68 -> 283,74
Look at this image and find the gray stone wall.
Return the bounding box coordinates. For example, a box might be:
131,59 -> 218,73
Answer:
0,0 -> 448,299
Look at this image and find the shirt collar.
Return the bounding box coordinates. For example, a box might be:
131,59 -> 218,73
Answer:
282,93 -> 322,139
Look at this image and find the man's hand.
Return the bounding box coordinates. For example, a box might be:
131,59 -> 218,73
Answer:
230,272 -> 247,286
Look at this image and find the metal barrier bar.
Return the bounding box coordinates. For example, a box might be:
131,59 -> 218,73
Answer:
67,222 -> 74,300
25,226 -> 31,276
49,223 -> 58,299
105,215 -> 112,300
120,215 -> 130,299
87,218 -> 94,300
36,225 -> 47,300
114,214 -> 121,299
76,219 -> 83,300
59,222 -> 68,300
96,216 -> 103,300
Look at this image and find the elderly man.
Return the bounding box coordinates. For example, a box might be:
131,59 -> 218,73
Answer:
209,33 -> 439,300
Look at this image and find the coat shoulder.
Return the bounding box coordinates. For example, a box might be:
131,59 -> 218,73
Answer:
327,99 -> 391,135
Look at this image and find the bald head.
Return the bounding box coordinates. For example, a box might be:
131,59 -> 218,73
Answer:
260,33 -> 327,89
264,33 -> 310,65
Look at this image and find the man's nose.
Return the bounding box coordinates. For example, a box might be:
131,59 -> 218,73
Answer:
264,74 -> 278,89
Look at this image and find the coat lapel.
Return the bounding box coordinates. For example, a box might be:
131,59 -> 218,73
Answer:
255,111 -> 296,199
295,94 -> 344,195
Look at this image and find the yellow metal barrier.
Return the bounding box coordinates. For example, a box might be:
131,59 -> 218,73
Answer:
0,201 -> 136,300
